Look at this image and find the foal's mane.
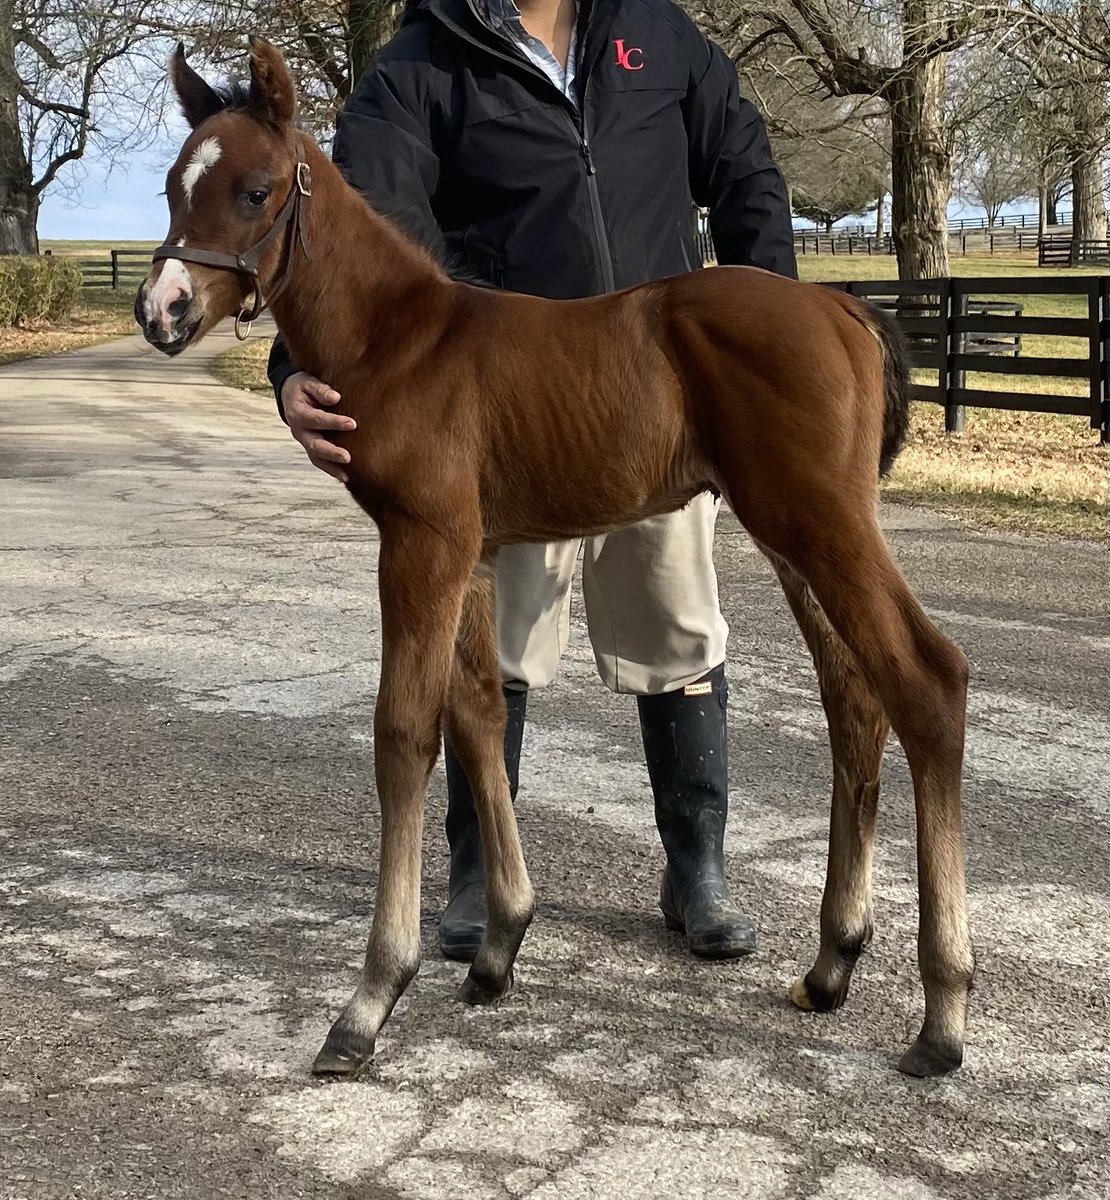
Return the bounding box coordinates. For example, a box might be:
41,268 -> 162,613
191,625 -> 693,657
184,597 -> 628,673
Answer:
209,79 -> 254,112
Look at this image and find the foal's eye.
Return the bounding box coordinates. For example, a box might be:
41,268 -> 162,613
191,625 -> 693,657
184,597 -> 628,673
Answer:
245,189 -> 269,207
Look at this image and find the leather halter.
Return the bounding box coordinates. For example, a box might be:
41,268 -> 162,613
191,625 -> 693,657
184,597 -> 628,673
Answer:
152,140 -> 313,340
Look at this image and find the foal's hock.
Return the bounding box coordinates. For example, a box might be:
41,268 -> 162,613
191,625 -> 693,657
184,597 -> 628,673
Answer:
137,38 -> 975,1079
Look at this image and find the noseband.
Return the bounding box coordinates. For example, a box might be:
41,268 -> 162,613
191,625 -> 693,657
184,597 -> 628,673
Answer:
151,139 -> 312,340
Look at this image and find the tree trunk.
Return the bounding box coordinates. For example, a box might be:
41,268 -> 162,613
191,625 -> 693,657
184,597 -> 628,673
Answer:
347,0 -> 401,87
0,0 -> 38,254
888,56 -> 952,280
1037,174 -> 1048,238
0,180 -> 38,254
1068,54 -> 1109,253
1048,189 -> 1060,226
874,192 -> 885,238
1070,146 -> 1108,252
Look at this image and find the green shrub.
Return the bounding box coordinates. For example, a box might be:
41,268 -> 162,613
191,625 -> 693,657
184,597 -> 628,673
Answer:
0,255 -> 83,327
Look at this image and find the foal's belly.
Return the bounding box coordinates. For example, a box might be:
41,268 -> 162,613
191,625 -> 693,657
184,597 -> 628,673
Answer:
481,433 -> 714,547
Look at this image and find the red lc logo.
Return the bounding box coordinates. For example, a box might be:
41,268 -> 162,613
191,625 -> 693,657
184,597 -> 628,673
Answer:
613,39 -> 644,70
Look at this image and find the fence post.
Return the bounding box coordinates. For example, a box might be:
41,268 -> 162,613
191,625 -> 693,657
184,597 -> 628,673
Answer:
944,278 -> 966,434
111,249 -> 119,290
1098,276 -> 1109,444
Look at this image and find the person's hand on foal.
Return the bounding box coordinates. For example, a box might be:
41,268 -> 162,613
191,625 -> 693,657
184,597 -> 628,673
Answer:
281,371 -> 357,483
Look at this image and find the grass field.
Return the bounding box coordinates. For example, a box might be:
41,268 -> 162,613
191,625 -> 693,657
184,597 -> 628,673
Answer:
41,240 -> 158,257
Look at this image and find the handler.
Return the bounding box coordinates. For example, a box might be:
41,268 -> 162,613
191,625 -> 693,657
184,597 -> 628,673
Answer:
268,0 -> 797,963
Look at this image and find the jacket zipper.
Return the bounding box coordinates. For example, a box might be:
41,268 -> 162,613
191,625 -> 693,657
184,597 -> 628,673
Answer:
438,2 -> 617,292
567,106 -> 616,292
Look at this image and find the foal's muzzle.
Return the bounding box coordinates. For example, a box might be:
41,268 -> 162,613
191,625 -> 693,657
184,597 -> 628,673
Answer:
135,278 -> 202,357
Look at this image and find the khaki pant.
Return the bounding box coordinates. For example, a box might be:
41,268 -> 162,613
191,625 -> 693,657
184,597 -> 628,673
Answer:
496,493 -> 728,696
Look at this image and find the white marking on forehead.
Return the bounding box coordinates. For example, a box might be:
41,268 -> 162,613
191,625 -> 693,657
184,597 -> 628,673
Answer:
181,137 -> 221,206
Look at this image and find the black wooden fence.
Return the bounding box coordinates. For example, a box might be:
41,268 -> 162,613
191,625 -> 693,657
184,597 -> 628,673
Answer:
823,277 -> 1109,441
795,231 -> 1078,257
1038,239 -> 1110,268
798,211 -> 1073,238
46,249 -> 152,289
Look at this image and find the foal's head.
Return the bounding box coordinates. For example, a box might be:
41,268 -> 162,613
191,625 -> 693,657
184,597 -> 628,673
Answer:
137,39 -> 306,354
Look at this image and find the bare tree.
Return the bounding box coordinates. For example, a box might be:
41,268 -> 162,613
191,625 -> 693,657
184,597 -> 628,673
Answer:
696,0 -> 1030,279
174,0 -> 402,132
1063,14 -> 1108,247
953,105 -> 1037,225
1004,7 -> 1108,245
1,0 -> 173,253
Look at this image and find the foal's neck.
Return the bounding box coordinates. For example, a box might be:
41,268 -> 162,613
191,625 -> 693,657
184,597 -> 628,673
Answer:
268,139 -> 455,389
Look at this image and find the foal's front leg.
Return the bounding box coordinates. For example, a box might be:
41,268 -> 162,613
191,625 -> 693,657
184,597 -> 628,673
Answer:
313,519 -> 474,1077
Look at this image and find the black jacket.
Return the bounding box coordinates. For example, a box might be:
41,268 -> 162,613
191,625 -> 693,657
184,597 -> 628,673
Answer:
268,0 -> 796,400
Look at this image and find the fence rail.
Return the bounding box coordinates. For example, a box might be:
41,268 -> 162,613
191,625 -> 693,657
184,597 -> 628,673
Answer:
796,230 -> 1075,257
823,276 -> 1109,441
44,248 -> 151,289
799,211 -> 1074,238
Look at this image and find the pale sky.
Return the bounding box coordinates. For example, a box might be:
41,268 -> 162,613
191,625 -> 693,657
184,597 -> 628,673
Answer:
39,125 -> 186,242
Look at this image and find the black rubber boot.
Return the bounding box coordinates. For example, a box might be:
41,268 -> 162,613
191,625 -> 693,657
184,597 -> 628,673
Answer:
637,664 -> 757,960
438,687 -> 528,962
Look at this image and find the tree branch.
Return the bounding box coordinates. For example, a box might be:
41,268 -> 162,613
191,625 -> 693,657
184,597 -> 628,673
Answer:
15,27 -> 64,70
786,0 -> 890,95
18,86 -> 90,119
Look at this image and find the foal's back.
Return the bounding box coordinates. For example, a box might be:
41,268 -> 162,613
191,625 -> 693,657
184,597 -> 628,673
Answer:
444,267 -> 879,550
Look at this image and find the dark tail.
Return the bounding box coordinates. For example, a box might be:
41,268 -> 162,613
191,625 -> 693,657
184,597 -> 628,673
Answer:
868,302 -> 911,477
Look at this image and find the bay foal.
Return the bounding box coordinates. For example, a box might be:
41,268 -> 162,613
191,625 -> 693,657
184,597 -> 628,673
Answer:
137,39 -> 975,1078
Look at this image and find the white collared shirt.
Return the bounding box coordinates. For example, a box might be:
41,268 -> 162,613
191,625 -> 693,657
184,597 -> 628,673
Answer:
482,0 -> 579,104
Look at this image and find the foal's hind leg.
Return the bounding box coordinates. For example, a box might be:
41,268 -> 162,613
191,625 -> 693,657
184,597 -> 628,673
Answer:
762,549 -> 889,1014
753,508 -> 974,1076
444,565 -> 535,1004
313,518 -> 474,1077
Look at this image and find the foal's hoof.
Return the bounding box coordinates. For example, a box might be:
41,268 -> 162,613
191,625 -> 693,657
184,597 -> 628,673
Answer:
459,965 -> 513,1006
312,1022 -> 375,1078
788,973 -> 844,1013
788,976 -> 815,1010
897,1035 -> 963,1078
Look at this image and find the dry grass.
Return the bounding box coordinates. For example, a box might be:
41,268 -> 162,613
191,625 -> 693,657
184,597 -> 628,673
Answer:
885,406 -> 1106,540
41,239 -> 158,257
208,254 -> 1108,540
797,253 -> 1107,539
210,337 -> 272,392
0,289 -> 138,366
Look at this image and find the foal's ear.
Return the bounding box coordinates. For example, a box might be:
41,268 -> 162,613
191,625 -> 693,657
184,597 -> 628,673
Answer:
247,36 -> 296,127
170,44 -> 224,129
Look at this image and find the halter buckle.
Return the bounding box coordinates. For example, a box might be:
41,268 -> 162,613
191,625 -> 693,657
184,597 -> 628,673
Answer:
296,162 -> 312,197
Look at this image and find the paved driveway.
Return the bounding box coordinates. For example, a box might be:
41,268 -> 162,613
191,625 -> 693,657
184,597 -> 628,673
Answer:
1,326 -> 1106,1199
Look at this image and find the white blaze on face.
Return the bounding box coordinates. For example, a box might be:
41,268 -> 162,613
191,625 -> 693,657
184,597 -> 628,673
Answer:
143,238 -> 193,336
181,136 -> 222,208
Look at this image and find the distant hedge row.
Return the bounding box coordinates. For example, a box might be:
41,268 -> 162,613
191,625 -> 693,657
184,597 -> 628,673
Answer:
0,256 -> 82,327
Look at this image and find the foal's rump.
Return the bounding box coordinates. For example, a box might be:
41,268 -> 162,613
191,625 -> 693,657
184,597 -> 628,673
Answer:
657,267 -> 905,521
